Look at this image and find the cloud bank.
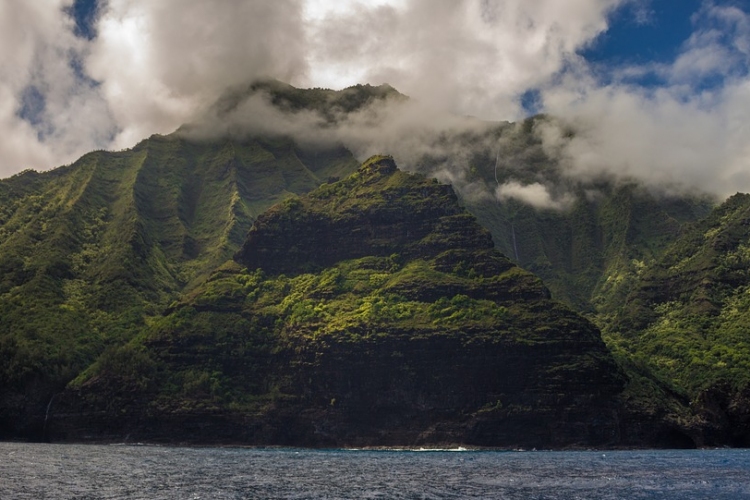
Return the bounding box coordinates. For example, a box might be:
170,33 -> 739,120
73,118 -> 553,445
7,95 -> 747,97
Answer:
539,2 -> 750,199
1,0 -> 750,203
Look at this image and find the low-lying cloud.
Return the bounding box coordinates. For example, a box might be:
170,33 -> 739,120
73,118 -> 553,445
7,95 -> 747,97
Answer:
537,2 -> 750,199
182,83 -> 497,193
0,0 -> 621,178
496,181 -> 575,211
2,0 -> 750,205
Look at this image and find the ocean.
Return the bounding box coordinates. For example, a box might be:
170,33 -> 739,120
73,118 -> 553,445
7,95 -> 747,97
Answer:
1,443 -> 749,499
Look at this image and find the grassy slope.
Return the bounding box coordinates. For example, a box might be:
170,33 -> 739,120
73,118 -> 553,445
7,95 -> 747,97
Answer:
602,194 -> 750,395
0,133 -> 358,433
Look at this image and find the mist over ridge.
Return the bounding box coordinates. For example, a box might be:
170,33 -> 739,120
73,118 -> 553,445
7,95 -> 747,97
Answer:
176,79 -> 723,211
2,0 -> 748,203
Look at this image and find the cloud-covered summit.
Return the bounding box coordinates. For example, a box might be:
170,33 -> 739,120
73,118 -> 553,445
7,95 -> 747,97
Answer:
1,0 -> 750,200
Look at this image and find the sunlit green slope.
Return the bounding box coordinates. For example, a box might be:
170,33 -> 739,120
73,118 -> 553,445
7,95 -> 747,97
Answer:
0,132 -> 357,436
600,193 -> 750,445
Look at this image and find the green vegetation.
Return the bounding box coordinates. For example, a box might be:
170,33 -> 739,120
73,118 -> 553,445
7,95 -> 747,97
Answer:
0,126 -> 358,432
63,157 -> 620,430
3,81 -> 750,446
189,257 -> 514,343
601,194 -> 750,398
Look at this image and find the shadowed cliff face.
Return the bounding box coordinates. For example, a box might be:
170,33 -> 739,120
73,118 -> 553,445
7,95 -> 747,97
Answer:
47,156 -> 690,449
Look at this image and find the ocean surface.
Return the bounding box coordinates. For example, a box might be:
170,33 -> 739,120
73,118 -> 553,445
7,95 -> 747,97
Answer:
1,443 -> 749,499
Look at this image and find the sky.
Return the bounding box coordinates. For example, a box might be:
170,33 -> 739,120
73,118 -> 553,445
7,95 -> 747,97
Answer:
1,0 -> 750,200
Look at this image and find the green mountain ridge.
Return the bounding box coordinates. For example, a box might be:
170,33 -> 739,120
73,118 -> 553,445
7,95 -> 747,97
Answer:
601,193 -> 750,445
48,156 -> 647,448
411,117 -> 714,312
0,130 -> 359,437
0,81 -> 747,447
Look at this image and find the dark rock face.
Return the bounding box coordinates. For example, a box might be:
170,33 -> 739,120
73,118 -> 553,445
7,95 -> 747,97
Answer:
278,332 -> 624,448
46,157 -> 687,448
50,330 -> 629,448
691,383 -> 750,447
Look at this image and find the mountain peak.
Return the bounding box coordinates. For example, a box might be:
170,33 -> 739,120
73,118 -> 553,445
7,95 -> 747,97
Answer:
211,80 -> 406,119
234,157 -> 494,276
358,154 -> 398,176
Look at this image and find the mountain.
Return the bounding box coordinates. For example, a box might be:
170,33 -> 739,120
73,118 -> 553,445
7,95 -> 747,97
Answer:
0,133 -> 362,439
48,156 -> 663,448
188,81 -> 715,317
0,80 -> 742,446
0,81 -> 408,438
601,193 -> 750,446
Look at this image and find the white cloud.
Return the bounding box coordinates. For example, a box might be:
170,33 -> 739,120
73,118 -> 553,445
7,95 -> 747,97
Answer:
303,0 -> 407,21
87,0 -> 309,150
2,0 -> 750,203
538,3 -> 750,198
306,0 -> 621,119
496,180 -> 574,210
184,82 -> 489,169
0,0 -> 114,176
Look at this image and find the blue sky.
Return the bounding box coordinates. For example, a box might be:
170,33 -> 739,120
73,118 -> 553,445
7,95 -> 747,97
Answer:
69,0 -> 98,39
582,1 -> 705,65
1,0 -> 750,198
518,0 -> 727,113
581,1 -> 748,90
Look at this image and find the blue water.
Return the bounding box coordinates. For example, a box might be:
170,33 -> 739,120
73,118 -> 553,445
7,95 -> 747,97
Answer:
1,443 -> 749,499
